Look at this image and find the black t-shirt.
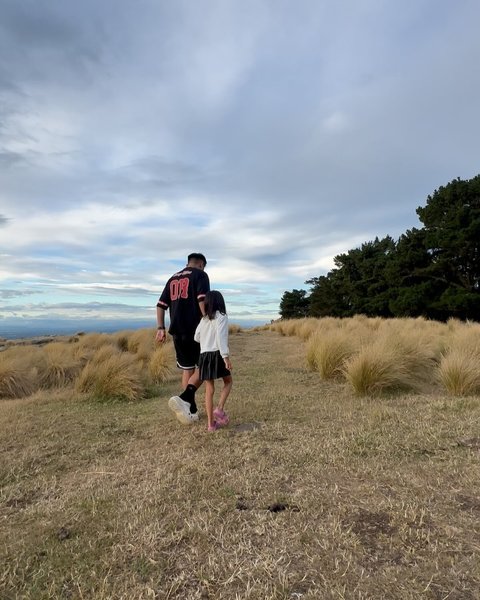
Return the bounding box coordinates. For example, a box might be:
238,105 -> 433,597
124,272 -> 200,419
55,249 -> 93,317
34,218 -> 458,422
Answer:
157,267 -> 210,336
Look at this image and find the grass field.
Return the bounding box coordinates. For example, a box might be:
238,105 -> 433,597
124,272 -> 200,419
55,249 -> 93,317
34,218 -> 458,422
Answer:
1,328 -> 480,599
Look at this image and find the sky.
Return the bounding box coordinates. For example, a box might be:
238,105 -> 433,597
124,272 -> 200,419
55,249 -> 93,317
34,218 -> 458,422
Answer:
1,0 -> 480,328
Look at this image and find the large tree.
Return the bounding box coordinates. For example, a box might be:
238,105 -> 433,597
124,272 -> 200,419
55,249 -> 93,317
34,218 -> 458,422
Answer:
307,275 -> 349,317
280,175 -> 480,321
385,227 -> 437,317
308,236 -> 396,318
416,175 -> 480,319
279,289 -> 310,319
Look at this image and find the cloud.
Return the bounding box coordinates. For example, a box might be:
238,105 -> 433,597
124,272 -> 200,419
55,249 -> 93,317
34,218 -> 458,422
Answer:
1,1 -> 480,326
0,151 -> 27,168
0,289 -> 38,299
49,283 -> 158,297
0,300 -> 153,320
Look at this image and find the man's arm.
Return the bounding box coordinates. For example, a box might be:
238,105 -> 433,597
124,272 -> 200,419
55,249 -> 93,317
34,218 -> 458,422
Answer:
155,305 -> 167,343
196,270 -> 210,317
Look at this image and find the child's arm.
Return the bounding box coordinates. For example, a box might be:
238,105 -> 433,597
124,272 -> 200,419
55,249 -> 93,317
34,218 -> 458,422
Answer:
194,320 -> 202,343
216,313 -> 231,368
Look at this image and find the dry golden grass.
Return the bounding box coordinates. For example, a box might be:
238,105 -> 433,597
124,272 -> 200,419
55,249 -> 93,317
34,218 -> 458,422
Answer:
294,318 -> 320,341
0,351 -> 37,399
305,329 -> 354,379
90,343 -> 122,364
228,323 -> 243,334
112,330 -> 131,352
75,352 -> 144,402
72,332 -> 118,363
37,342 -> 83,389
0,328 -> 182,404
438,351 -> 480,396
126,327 -> 155,354
343,340 -> 413,395
135,339 -> 157,365
273,319 -> 300,337
109,327 -> 158,367
446,321 -> 480,355
149,344 -> 175,384
281,317 -> 480,398
1,328 -> 480,599
437,324 -> 480,395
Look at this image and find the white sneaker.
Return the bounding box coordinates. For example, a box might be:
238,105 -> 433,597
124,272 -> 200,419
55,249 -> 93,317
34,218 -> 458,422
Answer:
168,396 -> 199,424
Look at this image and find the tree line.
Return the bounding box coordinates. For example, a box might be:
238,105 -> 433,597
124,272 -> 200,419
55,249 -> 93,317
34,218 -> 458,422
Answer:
280,175 -> 480,321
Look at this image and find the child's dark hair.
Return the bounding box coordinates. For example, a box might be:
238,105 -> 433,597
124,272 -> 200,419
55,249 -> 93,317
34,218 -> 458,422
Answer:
204,290 -> 227,320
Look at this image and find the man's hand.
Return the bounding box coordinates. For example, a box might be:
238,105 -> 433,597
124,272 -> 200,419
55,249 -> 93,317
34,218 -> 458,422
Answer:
156,329 -> 166,344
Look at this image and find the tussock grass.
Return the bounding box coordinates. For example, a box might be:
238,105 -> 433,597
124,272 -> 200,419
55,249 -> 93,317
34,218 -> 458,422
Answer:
273,317 -> 332,338
37,342 -> 82,389
306,329 -> 354,379
4,319 -> 479,403
116,328 -> 157,366
274,319 -> 300,337
112,331 -> 130,352
251,324 -> 269,332
313,315 -> 344,331
133,338 -> 156,365
342,318 -> 373,347
295,317 -> 320,341
345,331 -> 438,396
380,325 -> 439,379
91,344 -> 122,364
0,325 -> 247,403
72,332 -> 117,363
445,322 -> 480,355
343,341 -> 412,396
438,351 -> 480,396
228,323 -> 243,334
2,344 -> 43,365
447,316 -> 463,331
112,328 -> 164,362
279,316 -> 478,397
360,315 -> 384,331
126,327 -> 155,354
438,323 -> 480,395
0,353 -> 36,399
75,352 -> 144,402
148,344 -> 175,383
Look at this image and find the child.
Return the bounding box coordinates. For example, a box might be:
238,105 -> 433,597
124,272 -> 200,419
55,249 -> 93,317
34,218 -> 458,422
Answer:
194,290 -> 233,432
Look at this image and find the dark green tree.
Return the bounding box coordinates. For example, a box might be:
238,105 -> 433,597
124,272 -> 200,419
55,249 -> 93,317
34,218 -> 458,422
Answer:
333,236 -> 396,316
416,175 -> 480,319
279,289 -> 310,319
307,275 -> 349,317
386,227 -> 437,317
308,236 -> 396,317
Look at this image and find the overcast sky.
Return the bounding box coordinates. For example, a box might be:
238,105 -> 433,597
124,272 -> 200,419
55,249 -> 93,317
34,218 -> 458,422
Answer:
1,0 -> 479,326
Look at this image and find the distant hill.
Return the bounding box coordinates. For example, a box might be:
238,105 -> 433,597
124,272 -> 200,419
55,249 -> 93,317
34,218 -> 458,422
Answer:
0,317 -> 266,340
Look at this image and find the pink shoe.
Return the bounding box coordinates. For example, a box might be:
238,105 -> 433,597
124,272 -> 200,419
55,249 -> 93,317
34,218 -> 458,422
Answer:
213,408 -> 229,427
208,421 -> 220,432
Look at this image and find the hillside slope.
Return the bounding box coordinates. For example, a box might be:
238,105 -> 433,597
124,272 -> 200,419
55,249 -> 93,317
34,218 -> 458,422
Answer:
1,330 -> 479,599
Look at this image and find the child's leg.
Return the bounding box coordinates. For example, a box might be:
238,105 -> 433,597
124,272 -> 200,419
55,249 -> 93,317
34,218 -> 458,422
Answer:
217,375 -> 232,412
204,380 -> 215,427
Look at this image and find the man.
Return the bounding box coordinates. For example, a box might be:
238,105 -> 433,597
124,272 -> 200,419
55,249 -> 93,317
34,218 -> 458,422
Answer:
156,253 -> 210,424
